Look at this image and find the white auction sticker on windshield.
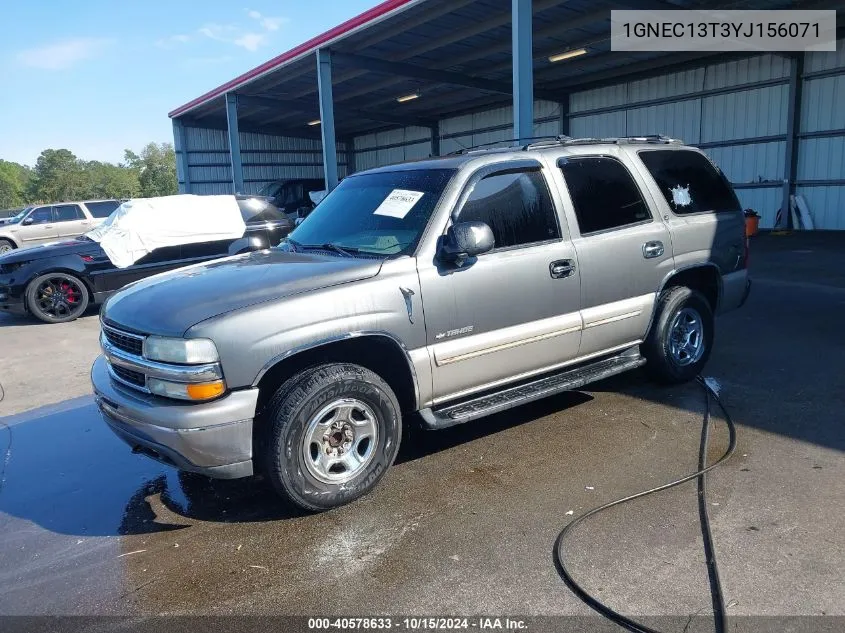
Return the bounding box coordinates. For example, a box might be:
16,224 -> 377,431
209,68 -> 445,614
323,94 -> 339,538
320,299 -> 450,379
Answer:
373,189 -> 424,219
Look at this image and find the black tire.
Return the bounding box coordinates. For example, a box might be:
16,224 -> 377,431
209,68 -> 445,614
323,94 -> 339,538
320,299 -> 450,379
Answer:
642,286 -> 714,384
25,272 -> 90,324
260,363 -> 402,511
0,239 -> 15,254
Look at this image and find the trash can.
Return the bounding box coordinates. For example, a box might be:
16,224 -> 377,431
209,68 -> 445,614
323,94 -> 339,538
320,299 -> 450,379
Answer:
744,209 -> 760,237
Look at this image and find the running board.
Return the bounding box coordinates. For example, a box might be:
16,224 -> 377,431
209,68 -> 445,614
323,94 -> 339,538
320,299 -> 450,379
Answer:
419,350 -> 647,429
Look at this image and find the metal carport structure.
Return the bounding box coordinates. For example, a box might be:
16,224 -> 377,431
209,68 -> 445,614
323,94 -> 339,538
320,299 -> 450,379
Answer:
169,0 -> 845,229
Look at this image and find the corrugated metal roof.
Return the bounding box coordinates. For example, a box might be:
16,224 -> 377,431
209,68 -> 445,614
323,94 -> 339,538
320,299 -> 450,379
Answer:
172,0 -> 824,139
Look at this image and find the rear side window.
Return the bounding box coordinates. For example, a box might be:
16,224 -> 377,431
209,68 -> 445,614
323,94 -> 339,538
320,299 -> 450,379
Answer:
559,157 -> 651,234
53,204 -> 84,221
638,150 -> 741,214
85,200 -> 121,218
458,169 -> 559,249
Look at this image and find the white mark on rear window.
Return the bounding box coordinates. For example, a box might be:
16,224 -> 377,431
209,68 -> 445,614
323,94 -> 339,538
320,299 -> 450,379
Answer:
670,184 -> 692,207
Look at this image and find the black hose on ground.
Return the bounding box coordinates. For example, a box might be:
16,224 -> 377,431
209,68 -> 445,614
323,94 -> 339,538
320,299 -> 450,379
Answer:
553,376 -> 737,633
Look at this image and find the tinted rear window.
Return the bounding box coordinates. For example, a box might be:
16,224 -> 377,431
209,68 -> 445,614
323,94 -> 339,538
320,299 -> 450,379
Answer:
86,200 -> 121,218
638,150 -> 741,214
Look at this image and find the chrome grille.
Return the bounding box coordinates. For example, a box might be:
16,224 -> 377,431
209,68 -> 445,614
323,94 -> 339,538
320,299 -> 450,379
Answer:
111,365 -> 146,388
103,324 -> 144,356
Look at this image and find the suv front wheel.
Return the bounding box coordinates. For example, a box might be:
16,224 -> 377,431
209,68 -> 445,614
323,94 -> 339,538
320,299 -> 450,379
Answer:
642,286 -> 714,384
260,363 -> 402,511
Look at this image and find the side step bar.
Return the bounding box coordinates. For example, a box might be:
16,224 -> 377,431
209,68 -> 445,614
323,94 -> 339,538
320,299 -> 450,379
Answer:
419,350 -> 646,429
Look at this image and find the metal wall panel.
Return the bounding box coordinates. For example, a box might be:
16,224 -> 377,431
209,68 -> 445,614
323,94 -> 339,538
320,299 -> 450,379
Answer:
706,142 -> 785,185
700,84 -> 788,142
570,111 -> 626,137
181,126 -> 345,195
805,38 -> 845,73
628,68 -> 705,103
797,137 -> 845,181
703,54 -> 790,89
800,75 -> 845,132
795,185 -> 845,230
570,83 -> 627,113
626,100 -> 702,143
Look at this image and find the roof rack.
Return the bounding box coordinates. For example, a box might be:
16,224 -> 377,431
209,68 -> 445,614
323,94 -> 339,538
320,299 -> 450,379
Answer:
447,136 -> 560,155
526,134 -> 684,149
445,134 -> 684,156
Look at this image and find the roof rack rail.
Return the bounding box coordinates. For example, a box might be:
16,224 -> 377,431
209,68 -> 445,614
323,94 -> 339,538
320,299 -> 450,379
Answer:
526,134 -> 684,149
447,136 -> 560,155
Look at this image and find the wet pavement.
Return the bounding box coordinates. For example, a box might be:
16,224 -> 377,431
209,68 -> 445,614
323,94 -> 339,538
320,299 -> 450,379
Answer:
0,232 -> 843,620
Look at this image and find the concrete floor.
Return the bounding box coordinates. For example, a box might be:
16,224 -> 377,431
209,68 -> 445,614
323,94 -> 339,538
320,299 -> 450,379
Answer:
0,233 -> 843,628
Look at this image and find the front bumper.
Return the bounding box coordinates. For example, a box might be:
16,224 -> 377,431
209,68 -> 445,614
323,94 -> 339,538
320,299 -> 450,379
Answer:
91,355 -> 259,479
0,280 -> 25,315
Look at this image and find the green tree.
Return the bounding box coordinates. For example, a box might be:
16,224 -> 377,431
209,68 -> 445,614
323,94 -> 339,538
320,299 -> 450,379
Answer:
83,160 -> 140,199
27,149 -> 88,203
124,142 -> 178,198
0,160 -> 32,209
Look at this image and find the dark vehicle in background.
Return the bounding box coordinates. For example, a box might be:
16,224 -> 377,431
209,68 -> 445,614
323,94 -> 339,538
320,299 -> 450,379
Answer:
257,178 -> 325,220
0,208 -> 25,225
0,196 -> 292,324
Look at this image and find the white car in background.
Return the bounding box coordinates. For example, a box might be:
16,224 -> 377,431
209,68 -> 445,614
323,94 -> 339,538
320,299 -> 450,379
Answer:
0,200 -> 121,253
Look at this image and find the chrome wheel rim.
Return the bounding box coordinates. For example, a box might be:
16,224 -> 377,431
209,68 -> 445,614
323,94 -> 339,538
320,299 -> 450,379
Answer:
0,244 -> 12,254
302,398 -> 379,484
669,307 -> 705,366
34,275 -> 85,319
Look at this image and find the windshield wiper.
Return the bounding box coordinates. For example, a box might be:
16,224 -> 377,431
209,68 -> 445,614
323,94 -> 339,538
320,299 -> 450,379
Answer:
298,242 -> 359,257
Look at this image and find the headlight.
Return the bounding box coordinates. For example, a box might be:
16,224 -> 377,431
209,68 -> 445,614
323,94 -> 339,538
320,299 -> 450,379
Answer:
148,378 -> 226,401
143,336 -> 219,364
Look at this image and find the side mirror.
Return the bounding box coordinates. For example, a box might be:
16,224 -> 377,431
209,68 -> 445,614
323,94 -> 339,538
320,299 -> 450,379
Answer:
438,221 -> 495,266
22,217 -> 33,226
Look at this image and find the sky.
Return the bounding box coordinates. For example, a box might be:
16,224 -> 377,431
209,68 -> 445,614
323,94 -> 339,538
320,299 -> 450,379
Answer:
0,0 -> 380,166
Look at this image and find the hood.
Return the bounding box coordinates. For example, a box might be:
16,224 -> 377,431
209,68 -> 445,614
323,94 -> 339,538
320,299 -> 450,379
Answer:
0,238 -> 100,264
103,249 -> 384,337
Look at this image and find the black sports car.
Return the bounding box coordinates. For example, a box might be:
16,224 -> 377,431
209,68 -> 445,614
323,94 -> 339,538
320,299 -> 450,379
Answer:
0,196 -> 292,323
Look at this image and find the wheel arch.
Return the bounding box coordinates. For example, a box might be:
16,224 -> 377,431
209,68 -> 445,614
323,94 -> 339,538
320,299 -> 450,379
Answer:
0,234 -> 21,249
253,333 -> 420,421
24,267 -> 96,310
644,264 -> 721,338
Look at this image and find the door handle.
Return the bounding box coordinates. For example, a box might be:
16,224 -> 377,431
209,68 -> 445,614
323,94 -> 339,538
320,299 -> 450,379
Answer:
43,225 -> 54,229
549,259 -> 576,279
642,240 -> 664,259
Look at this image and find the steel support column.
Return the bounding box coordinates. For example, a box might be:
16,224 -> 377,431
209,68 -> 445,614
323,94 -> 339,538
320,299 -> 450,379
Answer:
430,122 -> 440,157
512,0 -> 534,144
225,93 -> 244,193
559,97 -> 570,136
345,139 -> 356,176
782,53 -> 804,229
317,49 -> 339,192
172,118 -> 191,193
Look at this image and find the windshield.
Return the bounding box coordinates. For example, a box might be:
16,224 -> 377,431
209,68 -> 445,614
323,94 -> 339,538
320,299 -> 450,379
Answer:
288,169 -> 455,256
7,207 -> 32,224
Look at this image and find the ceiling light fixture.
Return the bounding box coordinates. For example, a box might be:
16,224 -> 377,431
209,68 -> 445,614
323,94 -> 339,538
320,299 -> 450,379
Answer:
307,119 -> 321,126
396,93 -> 420,103
548,48 -> 588,63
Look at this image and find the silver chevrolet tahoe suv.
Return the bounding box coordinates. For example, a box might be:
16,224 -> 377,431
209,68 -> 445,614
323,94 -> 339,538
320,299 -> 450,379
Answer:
91,136 -> 751,511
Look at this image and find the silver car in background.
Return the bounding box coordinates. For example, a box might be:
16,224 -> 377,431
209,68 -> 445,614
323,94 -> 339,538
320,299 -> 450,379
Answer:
0,199 -> 121,253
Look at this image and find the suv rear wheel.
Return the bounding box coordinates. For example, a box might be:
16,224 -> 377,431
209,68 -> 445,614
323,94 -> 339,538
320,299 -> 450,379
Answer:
260,363 -> 402,511
642,286 -> 714,384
